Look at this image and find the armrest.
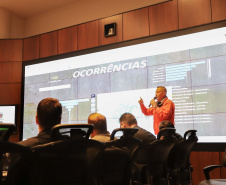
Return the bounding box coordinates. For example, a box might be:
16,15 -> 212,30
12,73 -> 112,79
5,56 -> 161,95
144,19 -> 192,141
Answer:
203,165 -> 223,180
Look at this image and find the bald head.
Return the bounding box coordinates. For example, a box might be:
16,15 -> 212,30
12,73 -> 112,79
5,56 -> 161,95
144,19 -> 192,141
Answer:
88,113 -> 107,133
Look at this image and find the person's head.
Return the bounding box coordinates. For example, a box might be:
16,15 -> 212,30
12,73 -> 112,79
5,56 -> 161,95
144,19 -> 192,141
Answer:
119,113 -> 137,128
88,113 -> 107,138
155,86 -> 167,102
36,98 -> 62,131
159,120 -> 175,131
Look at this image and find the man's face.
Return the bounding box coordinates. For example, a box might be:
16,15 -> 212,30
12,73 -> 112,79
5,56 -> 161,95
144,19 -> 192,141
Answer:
155,88 -> 166,101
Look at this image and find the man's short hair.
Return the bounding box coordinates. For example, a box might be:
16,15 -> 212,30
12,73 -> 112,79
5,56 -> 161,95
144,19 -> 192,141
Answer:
88,113 -> 107,133
159,120 -> 174,130
37,98 -> 62,130
157,86 -> 167,93
119,112 -> 137,126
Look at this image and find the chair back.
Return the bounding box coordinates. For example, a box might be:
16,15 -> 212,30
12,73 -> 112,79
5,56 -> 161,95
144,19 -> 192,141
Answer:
6,124 -> 105,185
132,129 -> 176,184
147,139 -> 176,183
157,127 -> 177,140
17,138 -> 105,185
110,127 -> 139,140
166,130 -> 198,185
0,141 -> 30,185
100,146 -> 131,185
108,128 -> 142,156
0,124 -> 16,141
168,130 -> 198,169
106,128 -> 142,184
51,124 -> 93,141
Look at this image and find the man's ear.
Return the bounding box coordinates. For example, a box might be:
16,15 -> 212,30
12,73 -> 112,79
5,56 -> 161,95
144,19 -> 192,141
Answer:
90,130 -> 97,138
120,122 -> 126,128
90,132 -> 94,138
163,91 -> 166,97
35,114 -> 39,125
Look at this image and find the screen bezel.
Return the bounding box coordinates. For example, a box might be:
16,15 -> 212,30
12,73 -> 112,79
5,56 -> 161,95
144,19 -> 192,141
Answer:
20,21 -> 226,151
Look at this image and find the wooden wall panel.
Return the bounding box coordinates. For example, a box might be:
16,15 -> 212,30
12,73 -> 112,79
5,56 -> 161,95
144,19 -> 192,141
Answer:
99,14 -> 123,46
211,0 -> 226,22
58,26 -> 78,54
0,39 -> 23,142
123,7 -> 149,41
220,152 -> 226,178
178,0 -> 211,29
78,20 -> 99,50
149,0 -> 178,35
23,36 -> 40,61
40,31 -> 58,58
190,151 -> 221,184
0,61 -> 22,83
0,83 -> 21,104
0,40 -> 23,62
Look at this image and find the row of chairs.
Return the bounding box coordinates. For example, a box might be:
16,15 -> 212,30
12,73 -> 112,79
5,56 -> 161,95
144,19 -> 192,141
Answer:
115,128 -> 198,185
0,124 -> 198,185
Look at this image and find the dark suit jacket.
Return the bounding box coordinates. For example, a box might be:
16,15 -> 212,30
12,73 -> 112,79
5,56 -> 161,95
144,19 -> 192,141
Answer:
133,126 -> 156,144
18,129 -> 52,148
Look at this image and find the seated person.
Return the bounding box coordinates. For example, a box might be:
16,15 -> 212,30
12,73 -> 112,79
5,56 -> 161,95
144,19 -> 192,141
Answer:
159,120 -> 183,141
88,113 -> 111,142
119,112 -> 156,144
18,98 -> 62,148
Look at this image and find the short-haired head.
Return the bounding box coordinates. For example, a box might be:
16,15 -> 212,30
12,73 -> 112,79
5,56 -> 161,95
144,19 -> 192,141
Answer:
157,86 -> 167,93
88,113 -> 107,133
119,112 -> 137,128
37,98 -> 62,130
159,120 -> 174,131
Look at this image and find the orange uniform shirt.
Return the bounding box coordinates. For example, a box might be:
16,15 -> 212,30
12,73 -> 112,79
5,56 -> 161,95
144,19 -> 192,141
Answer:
140,97 -> 175,135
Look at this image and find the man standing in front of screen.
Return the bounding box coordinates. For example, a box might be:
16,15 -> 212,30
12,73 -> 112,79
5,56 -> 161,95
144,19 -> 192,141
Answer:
138,86 -> 175,135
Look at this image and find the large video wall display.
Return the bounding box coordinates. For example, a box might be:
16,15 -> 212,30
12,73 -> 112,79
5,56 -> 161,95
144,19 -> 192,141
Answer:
23,26 -> 226,142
